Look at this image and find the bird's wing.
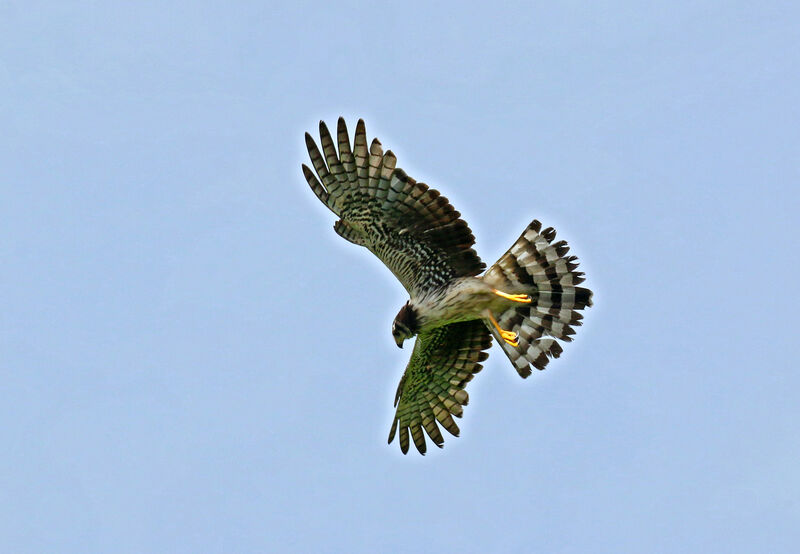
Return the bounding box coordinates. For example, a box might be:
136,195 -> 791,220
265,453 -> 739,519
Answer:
388,320 -> 492,455
302,118 -> 485,296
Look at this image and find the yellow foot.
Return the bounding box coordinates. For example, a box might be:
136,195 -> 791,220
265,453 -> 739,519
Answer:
499,329 -> 519,347
492,289 -> 532,304
487,312 -> 520,347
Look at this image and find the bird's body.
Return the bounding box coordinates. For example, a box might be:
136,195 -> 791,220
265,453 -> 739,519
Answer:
408,277 -> 508,332
301,118 -> 593,454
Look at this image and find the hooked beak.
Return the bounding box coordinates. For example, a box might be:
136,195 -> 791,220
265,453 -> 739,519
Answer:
395,336 -> 404,348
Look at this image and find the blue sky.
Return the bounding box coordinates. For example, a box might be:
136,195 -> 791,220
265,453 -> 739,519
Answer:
2,2 -> 798,552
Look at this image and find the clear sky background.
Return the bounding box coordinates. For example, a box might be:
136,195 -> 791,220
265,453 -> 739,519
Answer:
2,2 -> 798,552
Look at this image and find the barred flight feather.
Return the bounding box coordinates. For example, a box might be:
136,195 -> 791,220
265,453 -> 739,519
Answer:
484,219 -> 593,378
388,320 -> 491,454
303,118 -> 484,296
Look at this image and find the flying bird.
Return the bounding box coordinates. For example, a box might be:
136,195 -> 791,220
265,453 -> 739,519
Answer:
301,118 -> 593,455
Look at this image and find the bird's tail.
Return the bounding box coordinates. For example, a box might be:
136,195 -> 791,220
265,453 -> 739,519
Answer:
482,220 -> 593,378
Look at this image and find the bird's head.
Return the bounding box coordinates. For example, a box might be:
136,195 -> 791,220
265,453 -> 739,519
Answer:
392,302 -> 418,348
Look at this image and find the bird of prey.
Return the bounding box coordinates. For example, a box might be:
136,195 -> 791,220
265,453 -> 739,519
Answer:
301,118 -> 592,455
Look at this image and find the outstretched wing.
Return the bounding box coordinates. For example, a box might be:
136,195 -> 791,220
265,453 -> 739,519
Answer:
388,320 -> 492,455
302,118 -> 485,296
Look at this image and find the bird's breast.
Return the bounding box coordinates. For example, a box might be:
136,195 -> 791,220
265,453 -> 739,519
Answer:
412,278 -> 494,331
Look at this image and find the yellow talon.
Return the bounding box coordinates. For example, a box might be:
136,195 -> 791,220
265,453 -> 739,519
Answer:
500,329 -> 519,347
492,289 -> 532,303
487,312 -> 520,347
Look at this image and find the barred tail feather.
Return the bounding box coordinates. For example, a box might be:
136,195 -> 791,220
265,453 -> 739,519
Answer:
484,219 -> 593,378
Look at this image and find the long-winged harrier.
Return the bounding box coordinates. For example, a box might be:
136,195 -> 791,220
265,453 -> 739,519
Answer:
301,118 -> 592,455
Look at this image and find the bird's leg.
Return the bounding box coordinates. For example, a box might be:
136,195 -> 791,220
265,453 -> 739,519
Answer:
492,289 -> 532,304
486,311 -> 519,347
